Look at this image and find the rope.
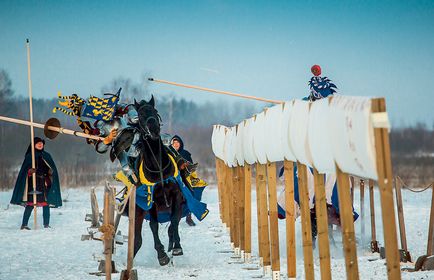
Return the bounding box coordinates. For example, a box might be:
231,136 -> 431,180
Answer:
115,186 -> 132,214
98,224 -> 115,241
397,176 -> 433,193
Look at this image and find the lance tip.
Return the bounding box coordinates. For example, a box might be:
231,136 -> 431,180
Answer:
26,38 -> 29,43
148,78 -> 154,81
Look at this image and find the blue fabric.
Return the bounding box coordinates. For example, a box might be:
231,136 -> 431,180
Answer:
278,165 -> 358,221
307,76 -> 337,101
174,174 -> 208,221
21,205 -> 50,226
136,184 -> 155,211
136,174 -> 209,223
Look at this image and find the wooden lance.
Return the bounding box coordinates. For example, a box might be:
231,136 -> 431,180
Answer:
25,39 -> 39,229
0,116 -> 103,142
148,78 -> 284,104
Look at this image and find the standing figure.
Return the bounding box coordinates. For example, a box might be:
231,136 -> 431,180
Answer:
10,137 -> 62,229
170,135 -> 207,226
305,64 -> 337,101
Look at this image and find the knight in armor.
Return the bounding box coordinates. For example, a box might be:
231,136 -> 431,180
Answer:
10,137 -> 62,229
52,89 -> 202,216
305,64 -> 337,101
276,65 -> 358,247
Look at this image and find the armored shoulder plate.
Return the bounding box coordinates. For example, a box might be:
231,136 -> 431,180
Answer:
110,127 -> 137,162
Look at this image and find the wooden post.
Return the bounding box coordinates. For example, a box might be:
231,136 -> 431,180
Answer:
313,168 -> 332,280
350,176 -> 355,203
226,166 -> 235,246
369,180 -> 379,253
335,165 -> 359,280
25,39 -> 38,229
266,162 -> 280,278
232,166 -> 241,253
238,166 -> 246,256
427,185 -> 434,256
244,164 -> 252,261
256,163 -> 271,270
121,185 -> 136,280
103,184 -> 114,280
360,180 -> 366,247
395,177 -> 411,261
255,164 -> 264,265
372,98 -> 401,280
215,158 -> 223,221
283,161 -> 296,279
296,163 -> 314,280
222,162 -> 230,227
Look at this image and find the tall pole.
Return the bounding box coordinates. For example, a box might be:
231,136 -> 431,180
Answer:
26,39 -> 38,229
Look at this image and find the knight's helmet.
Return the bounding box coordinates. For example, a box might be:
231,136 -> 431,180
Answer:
53,92 -> 85,117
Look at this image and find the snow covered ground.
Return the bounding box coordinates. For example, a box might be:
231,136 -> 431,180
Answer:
0,184 -> 433,280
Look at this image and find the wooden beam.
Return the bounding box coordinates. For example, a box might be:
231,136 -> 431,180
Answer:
296,163 -> 315,280
372,98 -> 401,280
122,185 -> 136,280
283,161 -> 296,279
427,185 -> 434,255
215,158 -> 223,221
335,165 -> 359,280
255,164 -> 264,265
266,162 -> 281,276
238,166 -> 246,254
232,166 -> 241,251
226,166 -> 235,246
395,177 -> 409,257
256,163 -> 271,268
244,164 -> 252,261
313,168 -> 332,280
369,180 -> 379,253
360,179 -> 366,246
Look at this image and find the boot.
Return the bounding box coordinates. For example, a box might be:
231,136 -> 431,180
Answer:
20,225 -> 31,230
186,213 -> 196,226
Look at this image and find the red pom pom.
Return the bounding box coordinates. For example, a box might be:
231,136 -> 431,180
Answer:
311,65 -> 321,76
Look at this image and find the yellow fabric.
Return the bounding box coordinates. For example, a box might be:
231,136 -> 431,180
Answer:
87,96 -> 117,121
114,170 -> 134,199
138,155 -> 179,208
138,154 -> 179,185
187,171 -> 208,187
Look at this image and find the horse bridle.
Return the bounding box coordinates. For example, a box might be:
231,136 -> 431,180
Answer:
137,105 -> 171,207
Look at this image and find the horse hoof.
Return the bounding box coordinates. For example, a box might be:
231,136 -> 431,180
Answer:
172,248 -> 183,256
158,254 -> 170,266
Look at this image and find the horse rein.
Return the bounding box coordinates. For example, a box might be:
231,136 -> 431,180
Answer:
139,107 -> 171,208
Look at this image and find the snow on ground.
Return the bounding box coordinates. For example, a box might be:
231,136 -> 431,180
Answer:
0,184 -> 433,280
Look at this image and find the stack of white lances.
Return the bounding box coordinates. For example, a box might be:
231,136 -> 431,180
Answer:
211,95 -> 380,180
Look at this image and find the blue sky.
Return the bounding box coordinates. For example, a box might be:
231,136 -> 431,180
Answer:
1,0 -> 433,126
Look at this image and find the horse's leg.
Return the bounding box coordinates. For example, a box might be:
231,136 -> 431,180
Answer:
133,207 -> 145,257
167,223 -> 174,252
149,206 -> 170,266
170,193 -> 183,256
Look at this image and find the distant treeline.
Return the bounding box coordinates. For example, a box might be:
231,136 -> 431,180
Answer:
0,69 -> 433,189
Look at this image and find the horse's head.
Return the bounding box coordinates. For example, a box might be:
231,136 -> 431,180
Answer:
134,95 -> 162,140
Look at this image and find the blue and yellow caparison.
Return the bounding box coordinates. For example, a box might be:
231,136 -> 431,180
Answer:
133,154 -> 209,221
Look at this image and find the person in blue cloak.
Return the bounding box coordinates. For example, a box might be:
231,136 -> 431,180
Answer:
170,135 -> 207,226
276,65 -> 358,247
10,137 -> 62,229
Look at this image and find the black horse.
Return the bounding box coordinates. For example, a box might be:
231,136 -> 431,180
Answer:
132,96 -> 185,266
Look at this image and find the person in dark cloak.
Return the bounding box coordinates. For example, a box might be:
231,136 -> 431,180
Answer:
10,137 -> 62,229
170,135 -> 204,227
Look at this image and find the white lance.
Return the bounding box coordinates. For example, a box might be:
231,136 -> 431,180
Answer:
25,39 -> 39,229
